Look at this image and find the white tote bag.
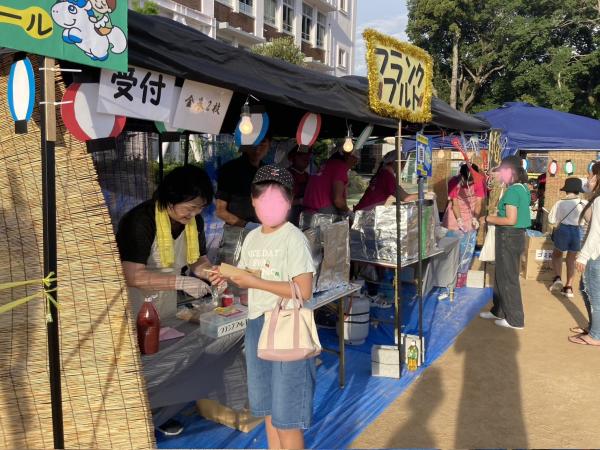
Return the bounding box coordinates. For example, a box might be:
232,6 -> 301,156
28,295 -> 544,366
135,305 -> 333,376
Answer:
479,225 -> 496,262
257,281 -> 322,362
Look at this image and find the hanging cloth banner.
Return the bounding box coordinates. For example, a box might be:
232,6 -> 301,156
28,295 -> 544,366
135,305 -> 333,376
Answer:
363,28 -> 433,123
0,0 -> 127,71
171,79 -> 233,134
416,133 -> 432,177
97,66 -> 177,122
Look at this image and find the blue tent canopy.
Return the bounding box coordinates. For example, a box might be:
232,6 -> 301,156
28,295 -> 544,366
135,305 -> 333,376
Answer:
476,102 -> 600,156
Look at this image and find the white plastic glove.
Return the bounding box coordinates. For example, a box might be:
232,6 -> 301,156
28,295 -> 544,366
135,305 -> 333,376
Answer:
424,192 -> 436,200
175,275 -> 211,298
472,217 -> 480,230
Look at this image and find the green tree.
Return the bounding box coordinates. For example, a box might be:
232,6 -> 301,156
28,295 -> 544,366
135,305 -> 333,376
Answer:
252,36 -> 306,66
407,0 -> 600,118
131,0 -> 159,15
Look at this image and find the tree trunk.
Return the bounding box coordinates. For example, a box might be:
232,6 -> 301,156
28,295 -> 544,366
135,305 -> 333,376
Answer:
450,34 -> 459,109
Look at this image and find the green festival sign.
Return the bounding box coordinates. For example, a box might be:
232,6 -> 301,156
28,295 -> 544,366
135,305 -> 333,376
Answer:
0,0 -> 127,71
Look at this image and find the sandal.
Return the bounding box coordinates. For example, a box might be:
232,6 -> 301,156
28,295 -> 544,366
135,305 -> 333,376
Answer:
569,326 -> 589,334
568,334 -> 600,346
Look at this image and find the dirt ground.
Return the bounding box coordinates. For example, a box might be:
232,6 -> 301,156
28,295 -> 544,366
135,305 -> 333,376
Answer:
352,278 -> 600,449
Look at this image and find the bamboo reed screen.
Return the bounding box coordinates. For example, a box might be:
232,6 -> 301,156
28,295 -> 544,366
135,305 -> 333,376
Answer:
0,55 -> 155,449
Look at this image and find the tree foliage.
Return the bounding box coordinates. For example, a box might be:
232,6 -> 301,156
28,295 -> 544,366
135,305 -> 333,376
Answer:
252,36 -> 306,66
131,0 -> 159,15
407,0 -> 600,118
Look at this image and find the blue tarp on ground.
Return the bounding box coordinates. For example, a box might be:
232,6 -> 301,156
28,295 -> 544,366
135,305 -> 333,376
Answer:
156,286 -> 492,449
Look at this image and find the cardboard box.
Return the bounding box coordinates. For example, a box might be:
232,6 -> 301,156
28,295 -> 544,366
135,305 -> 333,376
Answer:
466,270 -> 485,288
521,235 -> 558,281
196,399 -> 263,432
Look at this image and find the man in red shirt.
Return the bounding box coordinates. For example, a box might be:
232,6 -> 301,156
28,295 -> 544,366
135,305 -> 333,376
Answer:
303,148 -> 359,215
355,151 -> 417,211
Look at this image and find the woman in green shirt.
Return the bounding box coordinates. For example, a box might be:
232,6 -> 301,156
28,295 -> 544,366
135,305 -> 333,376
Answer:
480,155 -> 531,329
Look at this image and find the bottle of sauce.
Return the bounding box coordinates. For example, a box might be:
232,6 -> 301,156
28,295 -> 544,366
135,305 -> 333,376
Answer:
407,340 -> 419,372
137,295 -> 160,355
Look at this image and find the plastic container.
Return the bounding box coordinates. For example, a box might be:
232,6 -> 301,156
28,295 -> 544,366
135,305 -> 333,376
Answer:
199,305 -> 248,338
137,295 -> 160,355
337,294 -> 370,345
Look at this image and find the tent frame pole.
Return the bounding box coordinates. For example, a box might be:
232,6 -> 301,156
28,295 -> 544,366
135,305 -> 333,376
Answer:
40,56 -> 65,449
395,120 -> 403,377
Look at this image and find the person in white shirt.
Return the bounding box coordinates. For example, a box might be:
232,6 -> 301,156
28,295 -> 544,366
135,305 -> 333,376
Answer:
569,162 -> 600,346
548,178 -> 587,298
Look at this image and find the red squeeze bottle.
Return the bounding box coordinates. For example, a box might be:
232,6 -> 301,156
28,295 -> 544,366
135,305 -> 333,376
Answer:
137,296 -> 160,355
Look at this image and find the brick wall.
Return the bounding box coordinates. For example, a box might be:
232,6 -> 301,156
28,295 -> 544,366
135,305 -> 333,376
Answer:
264,24 -> 286,41
174,0 -> 202,11
543,150 -> 596,213
301,42 -> 325,62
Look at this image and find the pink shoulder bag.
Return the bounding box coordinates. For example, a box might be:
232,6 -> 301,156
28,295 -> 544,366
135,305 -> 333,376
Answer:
257,281 -> 322,362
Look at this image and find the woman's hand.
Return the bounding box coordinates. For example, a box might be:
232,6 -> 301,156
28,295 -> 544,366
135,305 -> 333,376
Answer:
230,272 -> 260,289
576,261 -> 586,273
207,266 -> 227,287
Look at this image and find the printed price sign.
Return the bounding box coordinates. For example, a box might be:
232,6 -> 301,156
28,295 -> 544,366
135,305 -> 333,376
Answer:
0,0 -> 127,71
416,133 -> 432,177
363,29 -> 433,123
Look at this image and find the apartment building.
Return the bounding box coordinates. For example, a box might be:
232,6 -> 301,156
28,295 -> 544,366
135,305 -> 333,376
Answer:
132,0 -> 357,75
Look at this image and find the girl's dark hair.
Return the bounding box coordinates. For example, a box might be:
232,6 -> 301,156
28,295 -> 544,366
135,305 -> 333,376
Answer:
459,163 -> 480,181
153,165 -> 214,210
580,161 -> 600,223
251,181 -> 293,202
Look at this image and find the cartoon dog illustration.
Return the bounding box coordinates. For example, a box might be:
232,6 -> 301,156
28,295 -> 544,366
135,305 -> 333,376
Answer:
51,0 -> 126,61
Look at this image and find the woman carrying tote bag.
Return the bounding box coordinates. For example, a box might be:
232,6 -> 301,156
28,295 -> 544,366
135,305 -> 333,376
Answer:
210,165 -> 316,450
480,156 -> 531,329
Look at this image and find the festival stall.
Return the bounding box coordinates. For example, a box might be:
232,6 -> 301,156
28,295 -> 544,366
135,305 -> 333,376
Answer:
0,7 -> 491,448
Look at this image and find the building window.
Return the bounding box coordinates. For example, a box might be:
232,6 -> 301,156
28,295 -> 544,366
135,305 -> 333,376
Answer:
283,0 -> 294,33
338,47 -> 347,68
239,0 -> 253,16
264,0 -> 277,25
316,12 -> 326,48
302,4 -> 313,42
339,0 -> 347,12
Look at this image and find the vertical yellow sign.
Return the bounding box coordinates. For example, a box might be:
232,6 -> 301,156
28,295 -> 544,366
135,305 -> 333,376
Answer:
363,29 -> 433,123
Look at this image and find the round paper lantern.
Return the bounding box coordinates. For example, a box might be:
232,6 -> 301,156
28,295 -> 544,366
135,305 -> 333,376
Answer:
564,159 -> 575,176
296,112 -> 322,147
61,83 -> 126,142
589,160 -> 598,174
548,159 -> 558,176
354,124 -> 374,151
8,57 -> 35,134
235,112 -> 269,147
521,158 -> 529,172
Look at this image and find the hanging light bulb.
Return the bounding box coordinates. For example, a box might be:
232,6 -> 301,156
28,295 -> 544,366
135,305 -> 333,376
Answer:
437,149 -> 445,159
343,125 -> 353,153
239,100 -> 253,135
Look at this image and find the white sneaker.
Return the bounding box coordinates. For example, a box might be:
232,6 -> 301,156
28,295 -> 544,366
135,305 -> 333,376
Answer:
494,319 -> 524,330
479,311 -> 501,320
550,277 -> 563,292
561,287 -> 574,299
367,294 -> 393,309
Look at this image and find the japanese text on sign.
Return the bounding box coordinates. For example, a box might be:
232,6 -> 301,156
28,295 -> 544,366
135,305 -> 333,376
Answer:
363,29 -> 433,123
98,66 -> 177,123
171,79 -> 233,134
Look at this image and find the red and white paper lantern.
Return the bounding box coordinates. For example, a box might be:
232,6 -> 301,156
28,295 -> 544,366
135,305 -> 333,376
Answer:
61,83 -> 126,142
296,112 -> 322,147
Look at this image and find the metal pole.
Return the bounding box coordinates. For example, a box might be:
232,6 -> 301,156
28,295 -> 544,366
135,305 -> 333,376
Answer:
417,173 -> 424,366
395,120 -> 403,377
40,56 -> 64,449
183,134 -> 190,166
158,134 -> 164,183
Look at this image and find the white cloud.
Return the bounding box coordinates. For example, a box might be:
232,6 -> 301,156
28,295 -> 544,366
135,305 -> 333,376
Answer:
354,15 -> 409,76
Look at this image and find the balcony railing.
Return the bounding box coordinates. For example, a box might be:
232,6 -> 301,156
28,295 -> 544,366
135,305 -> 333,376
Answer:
238,1 -> 253,16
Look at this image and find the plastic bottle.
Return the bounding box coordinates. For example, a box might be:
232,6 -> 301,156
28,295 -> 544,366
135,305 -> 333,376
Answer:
137,295 -> 160,355
407,340 -> 419,372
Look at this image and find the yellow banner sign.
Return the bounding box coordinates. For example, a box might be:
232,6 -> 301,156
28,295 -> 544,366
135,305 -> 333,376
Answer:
364,29 -> 433,123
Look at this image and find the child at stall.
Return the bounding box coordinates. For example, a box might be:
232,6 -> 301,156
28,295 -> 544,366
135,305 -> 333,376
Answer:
209,165 -> 316,450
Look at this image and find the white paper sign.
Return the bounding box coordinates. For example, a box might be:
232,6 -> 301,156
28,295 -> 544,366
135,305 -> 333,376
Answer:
172,79 -> 233,134
98,66 -> 176,122
535,250 -> 553,262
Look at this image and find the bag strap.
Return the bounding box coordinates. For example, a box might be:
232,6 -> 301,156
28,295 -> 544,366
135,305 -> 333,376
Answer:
557,201 -> 582,226
266,281 -> 302,351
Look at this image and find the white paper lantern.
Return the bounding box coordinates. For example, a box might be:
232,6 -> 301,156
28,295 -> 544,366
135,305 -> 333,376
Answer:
8,57 -> 35,134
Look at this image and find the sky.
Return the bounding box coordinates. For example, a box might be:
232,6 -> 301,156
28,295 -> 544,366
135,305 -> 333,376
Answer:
354,0 -> 409,75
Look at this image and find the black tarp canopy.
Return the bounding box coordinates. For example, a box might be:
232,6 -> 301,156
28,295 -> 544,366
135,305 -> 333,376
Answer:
1,11 -> 490,136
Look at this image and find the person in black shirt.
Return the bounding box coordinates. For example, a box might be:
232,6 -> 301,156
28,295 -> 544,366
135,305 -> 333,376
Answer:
116,165 -> 215,320
216,135 -> 271,227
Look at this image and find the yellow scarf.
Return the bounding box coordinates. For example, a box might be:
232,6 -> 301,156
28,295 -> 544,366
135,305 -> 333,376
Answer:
155,203 -> 200,268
